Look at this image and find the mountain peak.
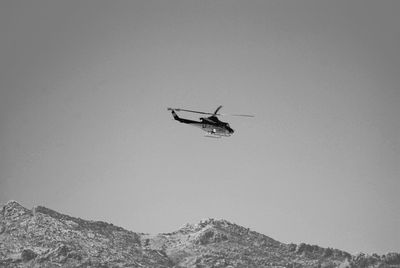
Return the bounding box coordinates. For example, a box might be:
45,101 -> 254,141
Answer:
179,218 -> 231,232
1,200 -> 31,218
3,200 -> 24,209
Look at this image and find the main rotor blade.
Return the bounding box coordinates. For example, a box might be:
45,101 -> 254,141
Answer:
168,108 -> 215,115
214,105 -> 223,115
167,107 -> 255,117
218,113 -> 255,117
228,114 -> 255,117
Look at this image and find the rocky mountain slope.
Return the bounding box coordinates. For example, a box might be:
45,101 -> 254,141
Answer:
1,200 -> 399,267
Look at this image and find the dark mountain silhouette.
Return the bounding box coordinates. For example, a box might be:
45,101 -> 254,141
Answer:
1,200 -> 399,267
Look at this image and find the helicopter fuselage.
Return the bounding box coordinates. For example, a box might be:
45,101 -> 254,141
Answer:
170,110 -> 234,137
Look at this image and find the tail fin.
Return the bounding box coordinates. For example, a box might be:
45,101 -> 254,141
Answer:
170,110 -> 180,120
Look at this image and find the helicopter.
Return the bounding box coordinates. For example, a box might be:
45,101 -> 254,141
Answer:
167,105 -> 254,138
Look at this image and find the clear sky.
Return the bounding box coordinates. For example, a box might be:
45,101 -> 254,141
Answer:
1,0 -> 399,255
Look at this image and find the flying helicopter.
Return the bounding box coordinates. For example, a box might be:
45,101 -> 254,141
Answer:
167,105 -> 254,138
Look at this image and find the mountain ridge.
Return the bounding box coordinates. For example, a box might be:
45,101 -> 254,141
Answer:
1,200 -> 399,267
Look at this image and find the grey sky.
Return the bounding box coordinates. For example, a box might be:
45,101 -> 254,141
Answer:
1,0 -> 399,254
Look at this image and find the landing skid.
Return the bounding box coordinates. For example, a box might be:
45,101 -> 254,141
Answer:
204,135 -> 222,138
